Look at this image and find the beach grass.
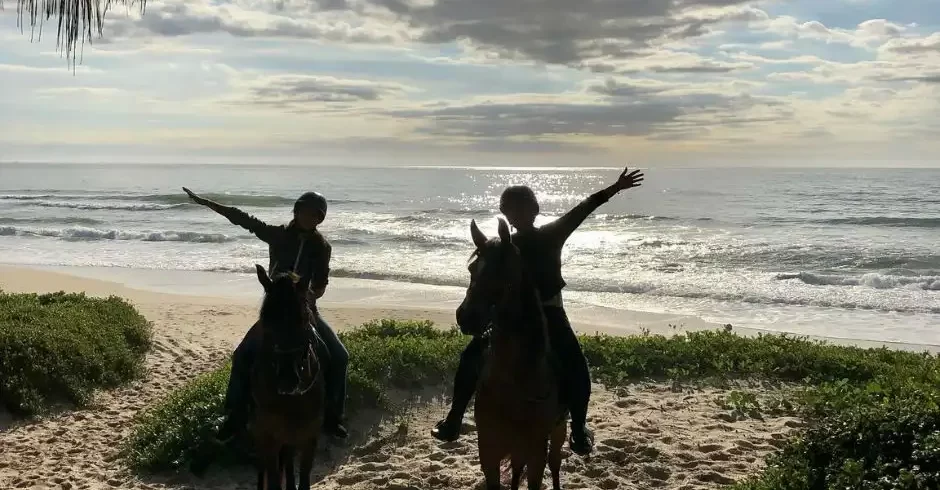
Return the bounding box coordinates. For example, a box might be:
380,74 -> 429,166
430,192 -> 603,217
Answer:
0,291 -> 152,416
124,318 -> 940,487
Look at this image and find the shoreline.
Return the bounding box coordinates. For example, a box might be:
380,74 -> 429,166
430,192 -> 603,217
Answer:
0,264 -> 716,340
2,264 -> 937,353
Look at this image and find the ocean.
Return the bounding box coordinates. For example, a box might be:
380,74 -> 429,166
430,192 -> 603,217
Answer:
1,163 -> 938,345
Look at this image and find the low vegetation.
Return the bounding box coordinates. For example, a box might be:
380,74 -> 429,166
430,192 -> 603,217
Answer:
122,318 -> 940,488
125,319 -> 466,471
0,291 -> 152,416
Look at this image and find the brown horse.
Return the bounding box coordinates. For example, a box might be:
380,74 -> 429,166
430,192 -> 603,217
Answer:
250,264 -> 326,490
457,218 -> 568,490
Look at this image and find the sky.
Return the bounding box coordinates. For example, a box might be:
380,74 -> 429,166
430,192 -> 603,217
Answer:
1,0 -> 939,167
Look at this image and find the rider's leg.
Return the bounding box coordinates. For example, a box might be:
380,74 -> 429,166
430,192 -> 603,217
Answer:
217,321 -> 263,442
543,306 -> 594,456
312,309 -> 349,440
431,335 -> 488,441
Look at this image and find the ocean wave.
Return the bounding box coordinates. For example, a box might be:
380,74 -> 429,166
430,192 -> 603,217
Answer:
0,194 -> 57,201
814,217 -> 940,228
0,226 -> 238,243
850,256 -> 940,271
1,192 -> 381,210
133,193 -> 379,206
198,264 -> 938,314
330,238 -> 370,246
776,272 -> 940,290
596,213 -> 679,222
0,216 -> 104,226
631,239 -> 690,248
391,209 -> 494,222
330,268 -> 466,287
29,200 -> 185,211
561,279 -> 939,314
201,265 -> 468,287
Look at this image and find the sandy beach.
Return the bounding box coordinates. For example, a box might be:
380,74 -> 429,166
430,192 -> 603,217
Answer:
3,265 -> 806,489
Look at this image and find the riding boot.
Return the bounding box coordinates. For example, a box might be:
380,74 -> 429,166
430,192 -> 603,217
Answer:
431,335 -> 487,442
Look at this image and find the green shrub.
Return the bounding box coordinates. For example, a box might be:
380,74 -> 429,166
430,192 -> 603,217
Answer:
581,330 -> 937,386
125,363 -> 232,472
735,378 -> 940,489
0,291 -> 152,415
125,319 -> 467,472
343,319 -> 466,411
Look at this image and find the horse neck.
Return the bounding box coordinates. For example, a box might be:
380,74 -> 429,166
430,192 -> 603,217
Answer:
492,276 -> 549,363
259,292 -> 308,332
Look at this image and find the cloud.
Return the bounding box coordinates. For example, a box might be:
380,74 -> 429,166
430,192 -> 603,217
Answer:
587,79 -> 669,97
103,0 -> 415,44
228,73 -> 415,111
33,87 -> 127,98
622,59 -> 754,74
883,33 -> 940,54
0,63 -> 100,74
5,0 -> 940,163
388,0 -> 763,67
386,88 -> 786,143
90,0 -> 771,72
761,16 -> 909,49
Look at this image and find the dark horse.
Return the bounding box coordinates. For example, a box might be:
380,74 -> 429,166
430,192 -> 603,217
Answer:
458,218 -> 568,490
251,264 -> 326,490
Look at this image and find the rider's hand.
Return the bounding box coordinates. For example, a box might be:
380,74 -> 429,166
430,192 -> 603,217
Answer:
182,187 -> 209,206
612,167 -> 644,193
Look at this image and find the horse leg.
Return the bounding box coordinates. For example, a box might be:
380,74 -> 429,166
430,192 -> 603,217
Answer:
549,422 -> 567,490
526,439 -> 548,490
260,441 -> 282,490
510,453 -> 526,490
297,438 -> 317,490
281,446 -> 295,490
479,431 -> 503,490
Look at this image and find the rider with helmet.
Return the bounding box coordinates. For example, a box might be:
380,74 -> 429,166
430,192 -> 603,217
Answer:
183,187 -> 349,441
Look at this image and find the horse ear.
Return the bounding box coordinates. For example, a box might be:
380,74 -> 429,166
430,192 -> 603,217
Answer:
470,219 -> 488,249
497,218 -> 512,245
255,264 -> 272,292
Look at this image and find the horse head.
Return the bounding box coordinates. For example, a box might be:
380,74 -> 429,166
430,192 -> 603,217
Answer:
456,218 -> 526,336
255,264 -> 320,396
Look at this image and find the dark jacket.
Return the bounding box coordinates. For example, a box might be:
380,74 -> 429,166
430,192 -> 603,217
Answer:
512,190 -> 609,301
210,204 -> 331,293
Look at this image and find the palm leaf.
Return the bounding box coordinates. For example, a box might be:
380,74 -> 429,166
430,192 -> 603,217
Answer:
4,0 -> 146,62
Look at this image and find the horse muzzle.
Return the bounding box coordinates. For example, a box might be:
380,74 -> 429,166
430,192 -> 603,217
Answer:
456,302 -> 495,336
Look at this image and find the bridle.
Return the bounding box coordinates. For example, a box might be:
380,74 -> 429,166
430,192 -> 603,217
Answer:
271,342 -> 320,396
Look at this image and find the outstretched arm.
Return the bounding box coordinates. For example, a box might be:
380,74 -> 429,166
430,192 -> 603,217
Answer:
182,187 -> 279,243
540,167 -> 644,245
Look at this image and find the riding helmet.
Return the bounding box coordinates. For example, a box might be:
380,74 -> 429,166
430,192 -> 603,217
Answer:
294,191 -> 328,217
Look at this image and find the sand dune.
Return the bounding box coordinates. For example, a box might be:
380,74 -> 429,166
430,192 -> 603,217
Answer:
0,267 -> 800,489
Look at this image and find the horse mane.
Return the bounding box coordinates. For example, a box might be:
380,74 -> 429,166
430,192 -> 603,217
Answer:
477,237 -> 550,357
516,272 -> 551,357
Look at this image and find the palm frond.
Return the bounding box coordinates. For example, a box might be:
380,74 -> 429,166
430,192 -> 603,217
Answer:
4,0 -> 145,63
